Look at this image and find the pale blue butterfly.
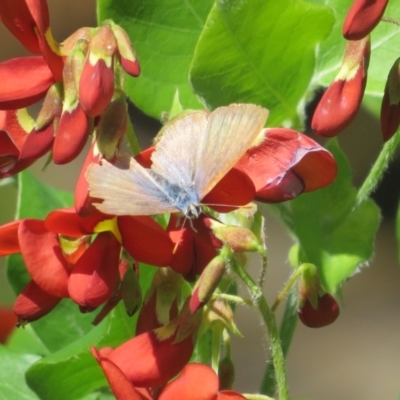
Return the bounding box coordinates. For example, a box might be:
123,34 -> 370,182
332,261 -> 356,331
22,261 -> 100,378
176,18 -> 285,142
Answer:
87,103 -> 269,218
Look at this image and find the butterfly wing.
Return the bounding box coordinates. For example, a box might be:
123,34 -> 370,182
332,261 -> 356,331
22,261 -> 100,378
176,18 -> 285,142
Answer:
194,104 -> 269,199
150,110 -> 209,189
87,158 -> 178,216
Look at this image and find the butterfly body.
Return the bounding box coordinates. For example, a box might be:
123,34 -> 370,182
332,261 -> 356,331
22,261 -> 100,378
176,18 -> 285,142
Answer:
87,104 -> 269,218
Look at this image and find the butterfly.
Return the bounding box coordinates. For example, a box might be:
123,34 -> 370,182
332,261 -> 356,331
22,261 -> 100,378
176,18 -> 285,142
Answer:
87,103 -> 269,218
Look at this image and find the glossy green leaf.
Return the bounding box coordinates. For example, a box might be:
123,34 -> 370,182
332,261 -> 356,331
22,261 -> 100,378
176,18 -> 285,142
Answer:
25,304 -> 136,400
312,0 -> 400,117
0,346 -> 40,400
97,0 -> 214,118
190,0 -> 334,127
286,139 -> 380,292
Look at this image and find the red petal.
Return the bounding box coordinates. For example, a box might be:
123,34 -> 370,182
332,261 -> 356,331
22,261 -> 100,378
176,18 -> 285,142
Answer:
18,219 -> 70,297
53,106 -> 89,164
203,168 -> 255,213
0,306 -> 17,343
118,216 -> 174,266
45,207 -> 106,236
68,232 -> 121,308
0,57 -> 54,109
13,280 -> 62,322
0,220 -> 21,255
0,0 -> 41,53
158,363 -> 219,400
19,124 -> 54,161
236,128 -> 337,202
343,0 -> 388,40
79,58 -> 114,117
91,347 -> 151,400
167,215 -> 195,275
74,142 -> 102,216
108,329 -> 196,387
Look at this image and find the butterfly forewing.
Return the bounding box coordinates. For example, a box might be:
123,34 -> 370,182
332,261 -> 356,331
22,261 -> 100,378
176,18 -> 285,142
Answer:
150,110 -> 209,189
194,104 -> 269,199
87,159 -> 178,216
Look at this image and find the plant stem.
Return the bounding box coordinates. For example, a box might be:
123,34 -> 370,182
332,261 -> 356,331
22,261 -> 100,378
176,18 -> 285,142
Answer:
231,259 -> 289,400
261,286 -> 298,396
271,265 -> 305,312
356,129 -> 400,205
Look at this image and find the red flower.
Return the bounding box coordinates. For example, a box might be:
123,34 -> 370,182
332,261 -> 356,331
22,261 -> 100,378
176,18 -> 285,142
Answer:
311,37 -> 370,137
0,0 -> 63,109
236,128 -> 337,201
0,306 -> 18,343
343,0 -> 388,40
93,300 -> 202,388
0,110 -> 51,178
158,363 -> 246,400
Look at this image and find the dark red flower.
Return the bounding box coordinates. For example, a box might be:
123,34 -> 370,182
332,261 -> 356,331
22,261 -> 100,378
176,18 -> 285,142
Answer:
311,37 -> 370,137
343,0 -> 388,40
298,293 -> 340,328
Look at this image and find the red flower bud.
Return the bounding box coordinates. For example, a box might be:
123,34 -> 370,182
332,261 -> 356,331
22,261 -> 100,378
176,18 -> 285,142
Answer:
343,0 -> 388,40
111,23 -> 140,77
298,292 -> 340,328
312,37 -> 370,137
79,25 -> 117,117
381,57 -> 400,142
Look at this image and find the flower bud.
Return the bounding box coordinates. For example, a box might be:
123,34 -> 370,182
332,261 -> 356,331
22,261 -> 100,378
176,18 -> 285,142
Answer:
121,266 -> 142,317
53,41 -> 89,164
208,219 -> 262,253
343,0 -> 388,40
298,292 -> 340,328
79,25 -> 117,117
190,253 -> 226,313
381,57 -> 400,142
311,37 -> 370,137
111,23 -> 140,77
218,356 -> 235,390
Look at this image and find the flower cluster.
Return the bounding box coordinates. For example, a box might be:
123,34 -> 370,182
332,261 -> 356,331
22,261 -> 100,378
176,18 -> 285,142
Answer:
0,0 -> 341,397
311,0 -> 400,142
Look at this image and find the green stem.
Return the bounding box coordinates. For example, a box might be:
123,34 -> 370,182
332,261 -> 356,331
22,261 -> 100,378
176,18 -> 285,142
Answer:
211,324 -> 223,373
356,130 -> 400,205
231,258 -> 289,400
271,265 -> 306,312
261,286 -> 298,396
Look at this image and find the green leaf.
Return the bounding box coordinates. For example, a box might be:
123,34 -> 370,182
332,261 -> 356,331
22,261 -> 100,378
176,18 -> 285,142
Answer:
189,0 -> 334,127
0,346 -> 40,400
25,304 -> 136,400
286,139 -> 380,292
97,0 -> 214,118
313,0 -> 400,117
7,324 -> 49,356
